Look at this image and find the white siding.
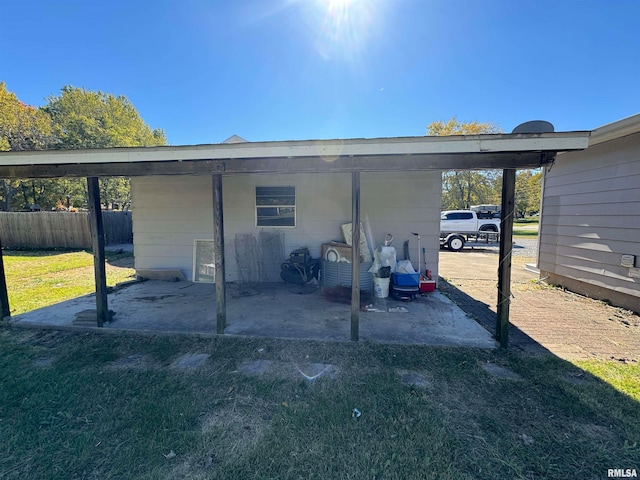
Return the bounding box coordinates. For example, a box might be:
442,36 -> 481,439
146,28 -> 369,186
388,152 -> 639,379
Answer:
539,132 -> 640,304
132,171 -> 441,282
132,176 -> 213,278
362,171 -> 441,278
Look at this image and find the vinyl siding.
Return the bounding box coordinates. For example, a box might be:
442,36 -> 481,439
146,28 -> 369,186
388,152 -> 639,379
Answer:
539,131 -> 640,305
132,171 -> 441,282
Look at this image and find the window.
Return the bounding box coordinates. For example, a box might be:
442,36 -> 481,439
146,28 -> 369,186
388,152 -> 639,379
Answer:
193,239 -> 214,283
442,212 -> 473,220
256,186 -> 296,227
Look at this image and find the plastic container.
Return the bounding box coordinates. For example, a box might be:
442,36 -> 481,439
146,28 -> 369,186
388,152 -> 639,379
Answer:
419,280 -> 436,292
373,276 -> 390,298
391,273 -> 420,287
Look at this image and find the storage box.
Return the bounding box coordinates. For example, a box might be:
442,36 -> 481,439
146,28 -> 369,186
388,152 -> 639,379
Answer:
392,272 -> 420,287
419,280 -> 436,293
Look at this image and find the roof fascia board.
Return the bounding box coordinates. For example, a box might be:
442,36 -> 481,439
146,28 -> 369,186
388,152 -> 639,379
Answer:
590,113 -> 640,146
0,132 -> 590,167
0,152 -> 554,179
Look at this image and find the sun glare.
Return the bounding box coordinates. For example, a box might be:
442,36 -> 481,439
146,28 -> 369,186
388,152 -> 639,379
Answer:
312,0 -> 379,61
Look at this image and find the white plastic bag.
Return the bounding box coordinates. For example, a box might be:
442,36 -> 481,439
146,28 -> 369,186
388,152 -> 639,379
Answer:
368,245 -> 397,276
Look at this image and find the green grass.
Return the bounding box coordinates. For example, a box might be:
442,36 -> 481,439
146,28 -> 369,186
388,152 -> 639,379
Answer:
3,249 -> 135,315
575,359 -> 640,400
513,219 -> 539,238
512,229 -> 539,238
0,330 -> 638,479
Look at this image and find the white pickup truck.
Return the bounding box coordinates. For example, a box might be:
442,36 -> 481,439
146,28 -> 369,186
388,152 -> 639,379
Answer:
440,210 -> 501,251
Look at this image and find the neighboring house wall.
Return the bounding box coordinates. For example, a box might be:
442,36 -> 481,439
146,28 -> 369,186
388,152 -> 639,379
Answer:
131,171 -> 441,283
538,131 -> 640,312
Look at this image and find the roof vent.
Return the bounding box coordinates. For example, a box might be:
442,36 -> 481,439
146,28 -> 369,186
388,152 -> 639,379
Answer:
512,120 -> 555,134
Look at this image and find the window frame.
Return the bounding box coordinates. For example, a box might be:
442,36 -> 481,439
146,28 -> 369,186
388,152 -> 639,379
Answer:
193,239 -> 215,283
255,186 -> 296,228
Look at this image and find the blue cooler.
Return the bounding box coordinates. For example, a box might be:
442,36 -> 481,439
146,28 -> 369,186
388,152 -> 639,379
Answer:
391,273 -> 420,301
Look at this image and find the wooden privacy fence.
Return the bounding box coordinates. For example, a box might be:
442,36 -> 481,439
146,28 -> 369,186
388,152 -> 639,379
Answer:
0,211 -> 132,248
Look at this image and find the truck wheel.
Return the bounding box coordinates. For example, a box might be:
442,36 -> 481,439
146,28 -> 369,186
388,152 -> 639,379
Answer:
447,236 -> 465,252
480,225 -> 498,232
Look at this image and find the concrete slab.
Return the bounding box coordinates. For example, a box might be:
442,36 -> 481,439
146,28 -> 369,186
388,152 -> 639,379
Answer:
238,359 -> 273,375
33,357 -> 55,368
399,370 -> 430,388
171,353 -> 210,370
10,281 -> 496,348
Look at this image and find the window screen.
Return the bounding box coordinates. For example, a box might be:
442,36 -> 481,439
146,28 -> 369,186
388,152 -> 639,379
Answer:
256,186 -> 296,227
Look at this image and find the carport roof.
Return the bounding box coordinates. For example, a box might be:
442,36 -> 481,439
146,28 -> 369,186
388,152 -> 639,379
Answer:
0,131 -> 590,178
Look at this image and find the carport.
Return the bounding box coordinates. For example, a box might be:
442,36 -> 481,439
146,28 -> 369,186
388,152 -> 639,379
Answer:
0,130 -> 589,347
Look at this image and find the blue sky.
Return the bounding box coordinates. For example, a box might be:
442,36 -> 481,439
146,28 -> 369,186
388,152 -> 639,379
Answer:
1,0 -> 638,145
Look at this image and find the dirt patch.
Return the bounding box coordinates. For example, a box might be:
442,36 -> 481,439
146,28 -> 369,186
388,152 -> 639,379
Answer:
439,249 -> 640,361
167,399 -> 274,477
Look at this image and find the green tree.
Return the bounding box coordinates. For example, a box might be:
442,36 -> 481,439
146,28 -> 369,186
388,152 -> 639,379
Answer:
0,82 -> 58,210
2,84 -> 166,210
44,86 -> 166,149
427,117 -> 503,210
426,117 -> 501,136
514,170 -> 542,217
0,82 -> 56,151
43,86 -> 167,209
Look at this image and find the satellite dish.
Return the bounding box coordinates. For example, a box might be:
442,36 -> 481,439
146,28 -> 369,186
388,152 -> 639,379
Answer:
511,120 -> 555,134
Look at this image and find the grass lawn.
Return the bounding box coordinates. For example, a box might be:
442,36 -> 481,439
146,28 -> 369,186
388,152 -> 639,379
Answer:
513,219 -> 539,238
0,330 -> 638,479
3,249 -> 135,316
1,248 -> 638,479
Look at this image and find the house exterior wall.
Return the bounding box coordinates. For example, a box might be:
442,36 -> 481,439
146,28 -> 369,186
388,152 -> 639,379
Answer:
131,171 -> 441,283
538,131 -> 640,312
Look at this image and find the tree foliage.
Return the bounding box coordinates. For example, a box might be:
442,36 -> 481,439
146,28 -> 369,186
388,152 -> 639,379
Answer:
1,84 -> 166,211
0,82 -> 56,151
426,117 -> 501,136
0,82 -> 59,211
515,170 -> 542,216
428,118 -> 503,210
428,117 -> 542,215
44,86 -> 166,149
